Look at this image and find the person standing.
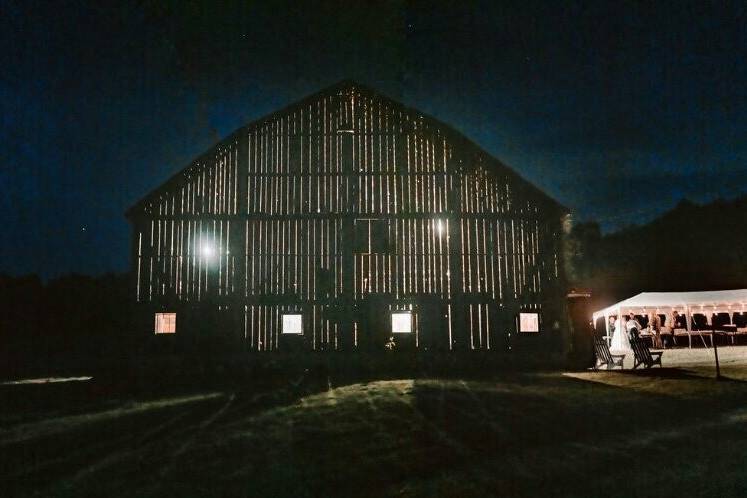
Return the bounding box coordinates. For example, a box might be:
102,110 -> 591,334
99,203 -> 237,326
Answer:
649,312 -> 662,348
663,310 -> 680,348
610,315 -> 632,353
673,310 -> 683,329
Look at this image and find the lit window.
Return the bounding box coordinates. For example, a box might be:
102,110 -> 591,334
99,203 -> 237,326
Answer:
282,314 -> 303,335
155,313 -> 176,334
518,312 -> 540,333
391,312 -> 412,333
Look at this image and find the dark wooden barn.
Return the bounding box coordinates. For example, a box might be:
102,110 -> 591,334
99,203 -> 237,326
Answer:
126,81 -> 569,355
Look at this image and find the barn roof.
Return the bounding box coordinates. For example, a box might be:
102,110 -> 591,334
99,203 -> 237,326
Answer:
127,80 -> 568,218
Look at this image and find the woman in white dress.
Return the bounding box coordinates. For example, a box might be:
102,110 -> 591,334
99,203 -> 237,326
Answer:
610,315 -> 632,353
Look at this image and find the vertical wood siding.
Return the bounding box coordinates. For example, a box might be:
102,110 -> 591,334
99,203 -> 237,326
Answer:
131,85 -> 564,351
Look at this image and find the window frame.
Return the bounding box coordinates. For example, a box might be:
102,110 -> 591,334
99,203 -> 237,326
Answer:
391,311 -> 413,334
154,312 -> 177,334
517,311 -> 541,334
281,313 -> 304,335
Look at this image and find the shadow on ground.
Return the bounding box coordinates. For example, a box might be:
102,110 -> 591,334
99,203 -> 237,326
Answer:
2,368 -> 747,498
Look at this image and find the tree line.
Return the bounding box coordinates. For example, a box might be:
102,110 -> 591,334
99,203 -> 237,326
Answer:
2,195 -> 745,374
567,195 -> 747,309
0,273 -> 131,376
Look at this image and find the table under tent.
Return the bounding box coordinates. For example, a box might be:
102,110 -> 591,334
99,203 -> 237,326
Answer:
592,289 -> 747,349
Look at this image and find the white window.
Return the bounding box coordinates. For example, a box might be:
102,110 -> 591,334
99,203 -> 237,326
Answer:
155,312 -> 176,334
518,312 -> 540,333
391,312 -> 412,333
282,314 -> 303,334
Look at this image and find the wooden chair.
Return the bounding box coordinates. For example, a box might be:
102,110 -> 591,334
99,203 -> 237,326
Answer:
594,336 -> 625,370
630,337 -> 664,369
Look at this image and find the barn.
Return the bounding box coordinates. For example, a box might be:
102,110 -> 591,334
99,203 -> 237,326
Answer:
126,81 -> 570,355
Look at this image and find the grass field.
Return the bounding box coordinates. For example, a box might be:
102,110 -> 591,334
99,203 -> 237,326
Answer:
2,349 -> 747,497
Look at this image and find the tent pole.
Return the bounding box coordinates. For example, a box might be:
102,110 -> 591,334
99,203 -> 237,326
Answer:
703,312 -> 713,348
685,306 -> 692,349
604,313 -> 610,346
617,306 -> 623,348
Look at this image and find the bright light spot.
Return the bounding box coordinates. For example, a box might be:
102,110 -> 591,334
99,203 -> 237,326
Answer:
282,314 -> 303,334
201,242 -> 215,258
155,312 -> 176,334
392,312 -> 412,333
436,219 -> 445,236
519,312 -> 540,333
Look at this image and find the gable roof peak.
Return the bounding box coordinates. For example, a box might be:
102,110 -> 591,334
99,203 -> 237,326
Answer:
325,78 -> 369,93
127,80 -> 568,217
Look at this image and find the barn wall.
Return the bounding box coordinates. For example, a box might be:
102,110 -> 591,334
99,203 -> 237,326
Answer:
130,86 -> 565,352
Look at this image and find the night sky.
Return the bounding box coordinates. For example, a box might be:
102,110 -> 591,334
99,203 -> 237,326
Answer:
2,1 -> 745,278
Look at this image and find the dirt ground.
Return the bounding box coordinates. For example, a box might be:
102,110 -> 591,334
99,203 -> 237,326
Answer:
2,347 -> 747,497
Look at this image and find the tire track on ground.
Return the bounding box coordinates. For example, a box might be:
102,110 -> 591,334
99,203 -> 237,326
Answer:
156,393 -> 236,480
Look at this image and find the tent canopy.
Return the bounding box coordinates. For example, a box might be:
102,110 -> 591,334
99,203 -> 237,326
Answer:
592,289 -> 747,321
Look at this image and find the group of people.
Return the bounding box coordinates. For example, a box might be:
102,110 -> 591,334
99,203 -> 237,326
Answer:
608,311 -> 680,352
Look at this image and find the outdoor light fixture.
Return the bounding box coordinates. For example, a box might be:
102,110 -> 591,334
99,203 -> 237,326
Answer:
282,313 -> 303,334
201,241 -> 215,259
435,219 -> 445,236
391,311 -> 412,333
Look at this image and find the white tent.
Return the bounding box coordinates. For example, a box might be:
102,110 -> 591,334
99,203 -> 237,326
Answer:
592,289 -> 747,348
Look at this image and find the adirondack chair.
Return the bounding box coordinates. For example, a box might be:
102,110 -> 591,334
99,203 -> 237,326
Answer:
594,336 -> 625,370
630,337 -> 664,369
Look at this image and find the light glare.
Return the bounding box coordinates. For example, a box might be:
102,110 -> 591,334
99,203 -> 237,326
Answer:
282,314 -> 303,334
201,242 -> 214,258
391,312 -> 412,333
436,219 -> 445,236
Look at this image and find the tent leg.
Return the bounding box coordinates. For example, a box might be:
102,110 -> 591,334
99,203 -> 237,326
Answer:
686,306 -> 693,349
604,313 -> 610,346
699,333 -> 708,348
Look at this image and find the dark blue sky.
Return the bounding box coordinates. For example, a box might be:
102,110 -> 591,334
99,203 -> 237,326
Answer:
1,0 -> 745,278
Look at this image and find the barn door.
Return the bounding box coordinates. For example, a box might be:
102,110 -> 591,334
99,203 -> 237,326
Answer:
419,300 -> 447,351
